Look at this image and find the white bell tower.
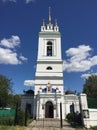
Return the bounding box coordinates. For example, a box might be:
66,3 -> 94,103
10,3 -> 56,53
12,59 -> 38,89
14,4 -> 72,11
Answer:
35,8 -> 64,95
21,8 -> 80,121
34,8 -> 65,119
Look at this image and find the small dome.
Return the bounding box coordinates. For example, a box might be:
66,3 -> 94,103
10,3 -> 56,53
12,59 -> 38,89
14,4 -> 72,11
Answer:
26,90 -> 34,94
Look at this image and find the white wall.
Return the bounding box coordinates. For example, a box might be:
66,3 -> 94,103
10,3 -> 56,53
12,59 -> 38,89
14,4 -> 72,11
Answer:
79,94 -> 97,128
84,109 -> 97,128
35,93 -> 65,119
38,36 -> 61,60
64,95 -> 80,117
21,94 -> 34,116
36,63 -> 63,72
79,93 -> 88,110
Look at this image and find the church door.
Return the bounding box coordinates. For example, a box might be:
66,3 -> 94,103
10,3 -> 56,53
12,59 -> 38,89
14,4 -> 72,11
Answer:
45,101 -> 54,118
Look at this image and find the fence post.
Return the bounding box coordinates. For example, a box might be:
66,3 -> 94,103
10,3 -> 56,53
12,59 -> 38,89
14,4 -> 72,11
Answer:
79,93 -> 88,127
14,102 -> 18,126
60,102 -> 63,128
25,103 -> 28,126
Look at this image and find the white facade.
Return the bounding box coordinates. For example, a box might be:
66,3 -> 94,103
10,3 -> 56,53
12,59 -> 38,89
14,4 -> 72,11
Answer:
21,9 -> 97,128
34,10 -> 65,119
21,90 -> 34,117
79,94 -> 97,128
21,9 -> 80,120
34,10 -> 80,119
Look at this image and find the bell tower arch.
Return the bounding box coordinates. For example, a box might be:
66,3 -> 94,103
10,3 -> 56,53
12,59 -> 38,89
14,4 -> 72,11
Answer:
47,41 -> 53,56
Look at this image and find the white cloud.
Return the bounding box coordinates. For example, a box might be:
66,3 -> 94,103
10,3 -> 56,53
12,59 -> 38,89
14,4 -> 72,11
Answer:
65,45 -> 91,57
81,72 -> 97,79
0,48 -> 20,64
19,54 -> 28,62
2,0 -> 36,4
0,35 -> 20,49
0,35 -> 27,65
24,80 -> 35,86
63,45 -> 97,72
2,0 -> 16,2
25,0 -> 35,4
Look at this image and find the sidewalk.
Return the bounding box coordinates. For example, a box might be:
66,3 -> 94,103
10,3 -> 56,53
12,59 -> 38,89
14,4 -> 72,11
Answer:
27,119 -> 84,130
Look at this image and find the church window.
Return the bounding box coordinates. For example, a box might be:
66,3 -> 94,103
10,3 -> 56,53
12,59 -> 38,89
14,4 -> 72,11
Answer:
47,41 -> 53,56
46,66 -> 52,70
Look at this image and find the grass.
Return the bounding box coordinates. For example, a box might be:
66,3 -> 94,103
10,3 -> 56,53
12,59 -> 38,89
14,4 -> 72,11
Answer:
0,125 -> 27,130
91,126 -> 97,130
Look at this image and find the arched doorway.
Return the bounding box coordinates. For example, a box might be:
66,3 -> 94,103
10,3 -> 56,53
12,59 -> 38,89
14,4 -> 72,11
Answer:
27,103 -> 31,115
45,101 -> 54,118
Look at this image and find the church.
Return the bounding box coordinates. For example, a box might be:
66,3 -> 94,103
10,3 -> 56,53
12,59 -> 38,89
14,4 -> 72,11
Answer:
21,8 -> 80,119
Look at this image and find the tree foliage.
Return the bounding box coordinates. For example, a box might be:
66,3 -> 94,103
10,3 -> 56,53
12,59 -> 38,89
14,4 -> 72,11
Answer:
0,74 -> 21,108
0,74 -> 13,107
8,94 -> 21,108
83,75 -> 97,98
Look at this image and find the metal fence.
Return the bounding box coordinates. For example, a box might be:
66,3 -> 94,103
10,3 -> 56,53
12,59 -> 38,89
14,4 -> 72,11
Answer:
87,97 -> 97,109
0,109 -> 15,117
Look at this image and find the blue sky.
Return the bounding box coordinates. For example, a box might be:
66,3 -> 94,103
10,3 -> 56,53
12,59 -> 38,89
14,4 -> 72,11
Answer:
0,0 -> 97,94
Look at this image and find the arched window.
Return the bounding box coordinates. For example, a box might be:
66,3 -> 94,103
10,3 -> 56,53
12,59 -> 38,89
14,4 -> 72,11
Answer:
47,41 -> 52,56
46,66 -> 52,70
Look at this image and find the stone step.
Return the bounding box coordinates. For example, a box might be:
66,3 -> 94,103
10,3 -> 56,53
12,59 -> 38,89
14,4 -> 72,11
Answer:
36,118 -> 60,121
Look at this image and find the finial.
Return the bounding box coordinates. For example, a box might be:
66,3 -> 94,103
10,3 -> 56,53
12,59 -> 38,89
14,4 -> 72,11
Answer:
48,7 -> 51,24
56,86 -> 59,90
55,19 -> 57,26
42,19 -> 45,26
48,81 -> 51,84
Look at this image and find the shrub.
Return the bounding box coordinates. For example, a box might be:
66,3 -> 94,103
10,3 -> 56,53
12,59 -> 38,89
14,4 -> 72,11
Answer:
66,113 -> 74,123
0,117 -> 14,125
0,109 -> 28,126
15,110 -> 25,126
16,109 -> 30,126
66,112 -> 82,126
91,126 -> 97,130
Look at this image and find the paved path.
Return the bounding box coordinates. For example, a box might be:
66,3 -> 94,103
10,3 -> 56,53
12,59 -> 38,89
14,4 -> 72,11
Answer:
27,119 -> 84,130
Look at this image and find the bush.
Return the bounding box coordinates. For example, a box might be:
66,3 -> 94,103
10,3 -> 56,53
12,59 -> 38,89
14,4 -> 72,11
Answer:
91,126 -> 97,130
15,109 -> 25,126
15,109 -> 30,126
66,113 -> 74,123
74,113 -> 82,125
0,117 -> 14,125
66,112 -> 82,126
0,109 -> 28,126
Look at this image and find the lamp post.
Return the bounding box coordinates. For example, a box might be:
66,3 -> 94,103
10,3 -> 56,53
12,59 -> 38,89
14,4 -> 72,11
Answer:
55,89 -> 58,118
25,102 -> 28,126
55,86 -> 59,118
38,91 -> 40,120
60,102 -> 63,128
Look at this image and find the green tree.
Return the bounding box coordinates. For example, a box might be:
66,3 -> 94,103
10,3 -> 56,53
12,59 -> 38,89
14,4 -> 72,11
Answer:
0,74 -> 13,107
13,94 -> 21,108
8,94 -> 21,108
83,75 -> 97,98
